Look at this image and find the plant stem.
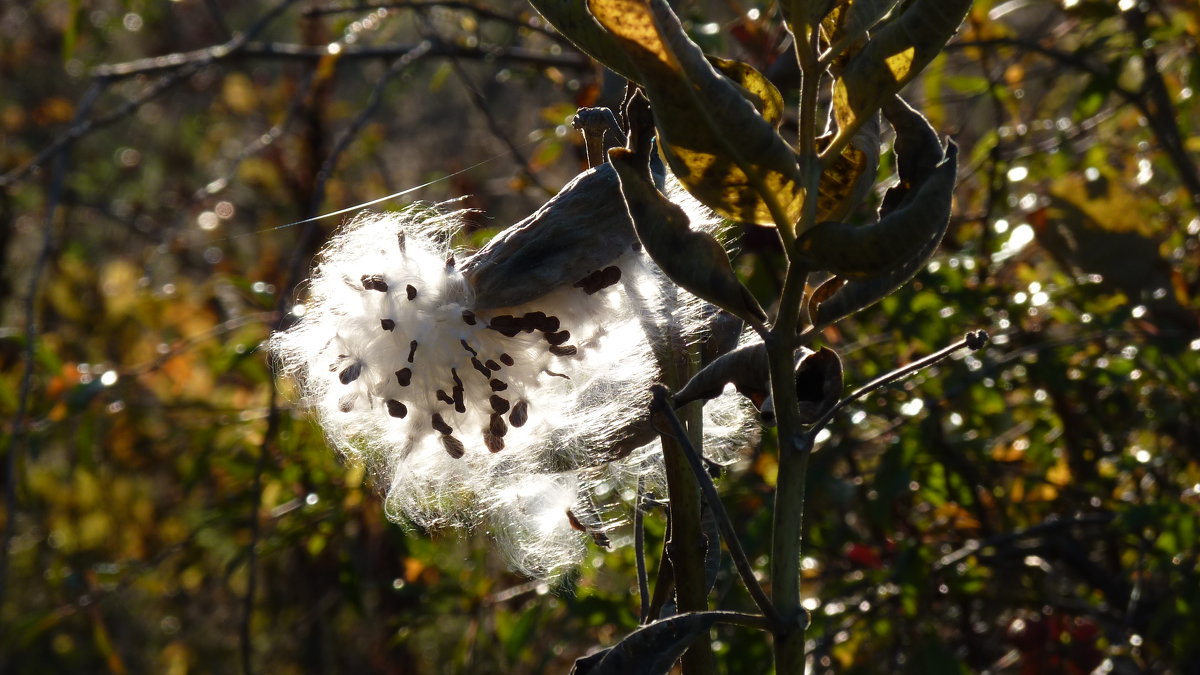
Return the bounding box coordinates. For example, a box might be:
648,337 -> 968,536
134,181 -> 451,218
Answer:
769,18 -> 824,675
651,386 -> 783,628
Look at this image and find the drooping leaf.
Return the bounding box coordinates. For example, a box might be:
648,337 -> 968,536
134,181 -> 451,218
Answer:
527,0 -> 642,82
577,612 -> 724,675
805,122 -> 958,329
609,147 -> 767,324
880,95 -> 944,216
674,342 -> 770,407
831,0 -> 972,139
462,163 -> 636,309
796,140 -> 957,277
808,145 -> 956,327
589,0 -> 805,227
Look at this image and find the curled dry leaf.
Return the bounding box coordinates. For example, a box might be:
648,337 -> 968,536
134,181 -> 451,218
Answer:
806,99 -> 958,327
795,139 -> 957,278
815,112 -> 881,223
609,147 -> 767,325
571,612 -> 725,675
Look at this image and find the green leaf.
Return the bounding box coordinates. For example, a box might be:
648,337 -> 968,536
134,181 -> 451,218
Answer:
589,0 -> 805,227
609,147 -> 767,323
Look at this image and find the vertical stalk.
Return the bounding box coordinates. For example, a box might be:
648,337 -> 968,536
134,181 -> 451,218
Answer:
770,16 -> 823,674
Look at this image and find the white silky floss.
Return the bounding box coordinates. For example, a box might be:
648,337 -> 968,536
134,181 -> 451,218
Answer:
270,181 -> 756,578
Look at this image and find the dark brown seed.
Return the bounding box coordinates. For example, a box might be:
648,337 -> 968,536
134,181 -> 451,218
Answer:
499,353 -> 515,367
385,399 -> 407,418
461,309 -> 476,325
397,231 -> 406,253
452,386 -> 465,413
549,344 -> 578,357
566,509 -> 586,532
406,284 -> 417,300
339,362 -> 362,384
470,357 -> 491,379
483,431 -> 504,453
485,359 -> 501,371
509,400 -> 529,427
460,339 -> 477,356
488,315 -> 520,338
431,413 -> 453,435
407,340 -> 418,363
445,254 -> 456,267
523,311 -> 558,333
440,435 -> 465,459
489,413 -> 508,437
544,330 -> 571,346
544,369 -> 570,379
489,395 -> 510,414
450,368 -> 463,387
361,274 -> 388,292
573,266 -> 622,294
489,378 -> 508,392
436,390 -> 454,405
380,318 -> 396,331
395,367 -> 412,386
338,394 -> 356,413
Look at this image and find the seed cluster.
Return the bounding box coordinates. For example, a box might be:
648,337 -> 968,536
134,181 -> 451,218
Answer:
325,233 -> 625,459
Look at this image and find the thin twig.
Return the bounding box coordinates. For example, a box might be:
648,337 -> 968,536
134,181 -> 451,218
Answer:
310,40 -> 434,214
0,0 -> 303,189
635,477 -> 652,624
240,381 -> 279,675
301,1 -> 569,43
650,386 -> 785,629
0,82 -> 104,639
810,330 -> 990,434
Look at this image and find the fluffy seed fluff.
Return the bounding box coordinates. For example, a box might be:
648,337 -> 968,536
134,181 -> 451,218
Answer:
270,191 -> 756,578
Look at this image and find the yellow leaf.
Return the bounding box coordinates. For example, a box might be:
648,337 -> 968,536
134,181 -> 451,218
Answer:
884,46 -> 915,80
589,0 -> 805,226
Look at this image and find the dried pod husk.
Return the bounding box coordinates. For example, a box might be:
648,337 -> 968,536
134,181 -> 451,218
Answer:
700,310 -> 744,366
794,347 -> 844,424
462,163 -> 637,309
609,147 -> 767,324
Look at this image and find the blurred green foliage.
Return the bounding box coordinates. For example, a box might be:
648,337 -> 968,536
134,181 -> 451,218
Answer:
1,1 -> 1198,673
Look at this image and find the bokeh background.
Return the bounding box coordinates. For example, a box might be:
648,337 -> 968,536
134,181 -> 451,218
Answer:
1,1 -> 1198,672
